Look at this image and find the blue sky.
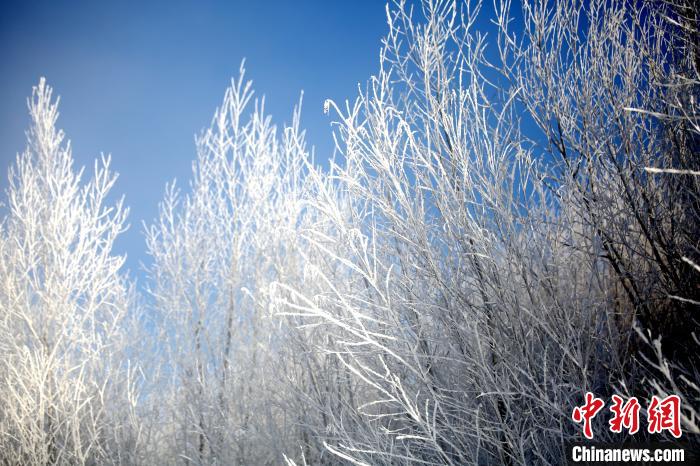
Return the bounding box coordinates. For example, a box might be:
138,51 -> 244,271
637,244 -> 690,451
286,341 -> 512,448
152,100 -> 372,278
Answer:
0,0 -> 388,281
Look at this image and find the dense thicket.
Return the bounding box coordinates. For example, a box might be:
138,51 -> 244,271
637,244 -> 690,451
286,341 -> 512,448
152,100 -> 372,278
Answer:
0,0 -> 697,464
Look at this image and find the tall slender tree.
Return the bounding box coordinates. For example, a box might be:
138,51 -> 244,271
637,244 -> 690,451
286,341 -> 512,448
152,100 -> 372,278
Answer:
0,79 -> 141,465
146,64 -> 343,464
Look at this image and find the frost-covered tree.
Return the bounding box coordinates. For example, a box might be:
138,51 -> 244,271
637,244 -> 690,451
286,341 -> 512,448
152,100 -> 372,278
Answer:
278,0 -> 699,463
146,64 -> 348,464
0,79 -> 143,465
3,0 -> 695,463
498,0 -> 700,357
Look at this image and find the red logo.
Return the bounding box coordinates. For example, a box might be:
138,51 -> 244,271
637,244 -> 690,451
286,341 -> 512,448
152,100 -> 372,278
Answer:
647,395 -> 681,438
572,392 -> 605,439
609,395 -> 640,434
572,393 -> 682,439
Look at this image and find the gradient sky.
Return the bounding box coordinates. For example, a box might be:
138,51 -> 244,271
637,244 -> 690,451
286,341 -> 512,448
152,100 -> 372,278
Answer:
0,0 -> 388,282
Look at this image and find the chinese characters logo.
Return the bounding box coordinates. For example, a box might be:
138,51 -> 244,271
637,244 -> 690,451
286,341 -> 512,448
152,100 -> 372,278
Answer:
572,393 -> 681,439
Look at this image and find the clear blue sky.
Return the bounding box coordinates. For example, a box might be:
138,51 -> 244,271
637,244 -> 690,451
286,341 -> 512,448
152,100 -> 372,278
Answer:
0,0 -> 388,281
